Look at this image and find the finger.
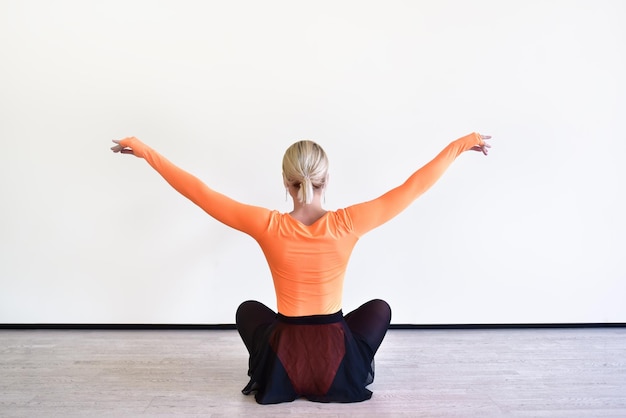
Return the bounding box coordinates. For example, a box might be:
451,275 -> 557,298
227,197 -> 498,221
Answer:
120,149 -> 135,155
111,140 -> 123,152
480,135 -> 492,140
473,145 -> 487,155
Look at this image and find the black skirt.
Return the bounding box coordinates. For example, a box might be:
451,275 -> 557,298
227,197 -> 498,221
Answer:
242,310 -> 375,404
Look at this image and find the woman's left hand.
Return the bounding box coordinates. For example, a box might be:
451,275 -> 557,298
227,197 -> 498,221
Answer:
111,138 -> 138,156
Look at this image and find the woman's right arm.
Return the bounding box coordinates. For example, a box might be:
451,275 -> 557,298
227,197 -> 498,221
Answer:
111,137 -> 271,236
345,132 -> 491,237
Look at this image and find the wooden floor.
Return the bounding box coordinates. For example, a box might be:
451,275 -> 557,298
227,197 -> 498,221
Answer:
1,328 -> 625,417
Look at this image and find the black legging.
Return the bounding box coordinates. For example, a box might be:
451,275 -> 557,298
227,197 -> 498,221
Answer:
236,299 -> 392,356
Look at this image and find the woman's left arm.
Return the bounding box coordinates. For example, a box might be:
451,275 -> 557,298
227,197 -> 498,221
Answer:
111,137 -> 271,237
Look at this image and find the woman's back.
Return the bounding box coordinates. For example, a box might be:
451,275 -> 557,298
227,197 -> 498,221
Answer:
256,209 -> 360,316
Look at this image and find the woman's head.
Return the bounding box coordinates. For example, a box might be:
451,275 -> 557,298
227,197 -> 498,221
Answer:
282,140 -> 329,205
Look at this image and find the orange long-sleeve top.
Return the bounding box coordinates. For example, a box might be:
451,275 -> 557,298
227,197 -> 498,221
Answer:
120,133 -> 483,317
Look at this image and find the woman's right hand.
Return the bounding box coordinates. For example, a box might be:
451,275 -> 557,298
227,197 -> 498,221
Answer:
469,134 -> 492,155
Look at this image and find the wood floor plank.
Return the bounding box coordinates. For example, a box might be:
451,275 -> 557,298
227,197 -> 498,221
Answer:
1,328 -> 625,417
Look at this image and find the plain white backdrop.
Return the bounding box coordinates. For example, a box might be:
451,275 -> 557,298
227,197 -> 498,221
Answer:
1,0 -> 624,324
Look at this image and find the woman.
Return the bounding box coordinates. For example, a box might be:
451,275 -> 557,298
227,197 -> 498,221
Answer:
111,132 -> 491,404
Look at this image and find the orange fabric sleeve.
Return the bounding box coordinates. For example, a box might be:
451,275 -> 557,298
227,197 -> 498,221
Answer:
346,132 -> 483,236
119,137 -> 271,236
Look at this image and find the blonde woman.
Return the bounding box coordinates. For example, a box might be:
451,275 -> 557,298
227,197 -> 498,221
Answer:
111,132 -> 491,404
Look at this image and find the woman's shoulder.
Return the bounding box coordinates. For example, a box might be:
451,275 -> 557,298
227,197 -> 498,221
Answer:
270,209 -> 354,231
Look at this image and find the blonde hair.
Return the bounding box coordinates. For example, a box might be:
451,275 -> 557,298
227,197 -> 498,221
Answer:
282,140 -> 329,204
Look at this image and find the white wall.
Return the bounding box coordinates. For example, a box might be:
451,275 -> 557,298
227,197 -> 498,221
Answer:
1,0 -> 624,324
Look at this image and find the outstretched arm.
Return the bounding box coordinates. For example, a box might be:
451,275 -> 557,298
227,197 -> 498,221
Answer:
111,137 -> 271,237
346,132 -> 491,236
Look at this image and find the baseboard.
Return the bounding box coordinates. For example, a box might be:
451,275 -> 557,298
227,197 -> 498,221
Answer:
1,323 -> 624,330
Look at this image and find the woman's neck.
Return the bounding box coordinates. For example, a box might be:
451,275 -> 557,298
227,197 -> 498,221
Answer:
289,199 -> 327,226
